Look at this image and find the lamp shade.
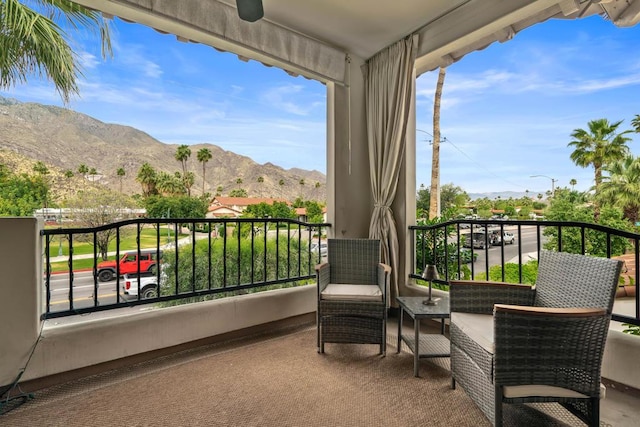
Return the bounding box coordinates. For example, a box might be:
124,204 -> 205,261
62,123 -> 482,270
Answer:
422,264 -> 439,281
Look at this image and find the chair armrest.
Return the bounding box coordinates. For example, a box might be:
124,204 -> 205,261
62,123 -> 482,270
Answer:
315,262 -> 330,292
493,304 -> 610,395
377,263 -> 391,303
449,280 -> 535,314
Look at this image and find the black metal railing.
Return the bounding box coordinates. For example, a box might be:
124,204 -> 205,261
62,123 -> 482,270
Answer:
41,218 -> 330,319
410,219 -> 640,326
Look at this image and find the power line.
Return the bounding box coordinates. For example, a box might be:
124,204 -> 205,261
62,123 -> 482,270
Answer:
416,130 -> 529,191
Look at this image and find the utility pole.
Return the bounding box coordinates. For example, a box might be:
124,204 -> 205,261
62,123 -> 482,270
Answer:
530,175 -> 557,198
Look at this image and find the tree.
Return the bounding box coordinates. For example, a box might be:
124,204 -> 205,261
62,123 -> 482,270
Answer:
632,114 -> 640,132
236,178 -> 243,187
197,148 -> 212,196
175,145 -> 191,176
278,179 -> 285,186
143,195 -> 208,219
156,171 -> 184,196
569,179 -> 577,191
64,169 -> 74,191
599,156 -> 640,224
116,167 -> 126,193
257,176 -> 264,183
216,185 -> 223,196
32,161 -> 50,207
183,171 -> 195,197
429,67 -> 447,219
0,0 -> 112,105
136,162 -> 157,197
66,189 -> 136,260
77,164 -> 88,180
229,188 -> 248,197
568,118 -> 633,220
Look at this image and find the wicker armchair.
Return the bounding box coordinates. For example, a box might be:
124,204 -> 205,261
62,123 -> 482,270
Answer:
449,250 -> 623,427
315,239 -> 391,355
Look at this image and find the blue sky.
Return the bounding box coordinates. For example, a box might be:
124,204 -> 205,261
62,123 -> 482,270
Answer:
2,14 -> 639,195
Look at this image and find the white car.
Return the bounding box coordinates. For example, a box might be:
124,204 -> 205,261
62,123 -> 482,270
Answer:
491,231 -> 515,245
311,242 -> 328,256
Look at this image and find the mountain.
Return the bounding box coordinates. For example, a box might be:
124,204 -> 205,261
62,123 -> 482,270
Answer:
0,96 -> 326,202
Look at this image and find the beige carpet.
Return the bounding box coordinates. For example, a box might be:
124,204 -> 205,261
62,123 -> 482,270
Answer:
2,325 -> 586,426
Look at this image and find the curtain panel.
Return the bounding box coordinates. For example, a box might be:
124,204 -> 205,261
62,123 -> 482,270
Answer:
362,35 -> 418,302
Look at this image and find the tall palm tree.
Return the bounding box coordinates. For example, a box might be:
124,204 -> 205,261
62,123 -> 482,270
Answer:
568,118 -> 633,220
116,167 -> 126,193
197,148 -> 212,196
599,156 -> 640,224
77,163 -> 88,180
429,67 -> 446,219
175,145 -> 191,176
0,0 -> 112,105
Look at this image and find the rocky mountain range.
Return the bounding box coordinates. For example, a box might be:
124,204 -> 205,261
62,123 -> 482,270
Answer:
0,96 -> 326,202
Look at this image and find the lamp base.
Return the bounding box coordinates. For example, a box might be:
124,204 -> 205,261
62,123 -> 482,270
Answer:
422,297 -> 440,305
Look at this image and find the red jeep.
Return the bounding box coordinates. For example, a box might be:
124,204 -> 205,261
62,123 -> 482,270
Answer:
97,250 -> 162,282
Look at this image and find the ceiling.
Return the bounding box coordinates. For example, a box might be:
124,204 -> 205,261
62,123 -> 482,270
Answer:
73,0 -> 639,82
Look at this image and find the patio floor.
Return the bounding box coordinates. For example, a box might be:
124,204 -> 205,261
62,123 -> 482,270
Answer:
2,318 -> 639,426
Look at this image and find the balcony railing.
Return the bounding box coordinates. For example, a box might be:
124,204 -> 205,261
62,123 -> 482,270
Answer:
42,218 -> 330,319
410,219 -> 640,327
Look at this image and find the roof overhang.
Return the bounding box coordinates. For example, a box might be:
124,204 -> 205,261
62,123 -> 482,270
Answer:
72,0 -> 638,84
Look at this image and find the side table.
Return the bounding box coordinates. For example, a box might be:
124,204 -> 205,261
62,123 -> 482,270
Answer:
396,295 -> 450,377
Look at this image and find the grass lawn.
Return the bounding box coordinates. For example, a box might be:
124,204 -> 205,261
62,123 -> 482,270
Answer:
44,225 -> 188,257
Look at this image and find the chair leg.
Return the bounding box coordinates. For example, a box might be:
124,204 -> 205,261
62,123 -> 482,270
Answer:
494,385 -> 503,427
589,396 -> 600,427
451,377 -> 456,389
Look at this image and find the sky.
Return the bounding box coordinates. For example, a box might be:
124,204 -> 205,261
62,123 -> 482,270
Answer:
2,12 -> 640,196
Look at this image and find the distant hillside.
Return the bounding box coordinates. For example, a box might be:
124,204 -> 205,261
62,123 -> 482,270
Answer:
0,96 -> 326,202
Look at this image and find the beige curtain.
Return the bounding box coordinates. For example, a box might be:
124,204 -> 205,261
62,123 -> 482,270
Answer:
362,35 -> 418,302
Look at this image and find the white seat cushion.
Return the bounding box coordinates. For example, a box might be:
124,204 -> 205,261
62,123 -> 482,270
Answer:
451,312 -> 494,353
504,383 -> 606,399
320,284 -> 382,301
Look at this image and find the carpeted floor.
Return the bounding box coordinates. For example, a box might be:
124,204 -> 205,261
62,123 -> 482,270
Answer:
0,324 -> 593,426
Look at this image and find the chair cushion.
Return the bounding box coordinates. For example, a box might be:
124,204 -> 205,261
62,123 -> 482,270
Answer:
504,383 -> 606,399
320,284 -> 382,301
450,312 -> 494,353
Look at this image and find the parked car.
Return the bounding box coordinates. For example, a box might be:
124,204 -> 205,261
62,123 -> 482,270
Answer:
97,249 -> 162,282
463,232 -> 487,249
311,242 -> 328,257
490,231 -> 515,246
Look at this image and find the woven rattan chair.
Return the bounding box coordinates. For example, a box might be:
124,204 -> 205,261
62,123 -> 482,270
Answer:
315,238 -> 391,355
449,250 -> 623,427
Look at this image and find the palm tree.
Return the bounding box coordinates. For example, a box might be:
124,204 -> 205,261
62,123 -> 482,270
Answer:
429,67 -> 447,219
216,185 -> 223,196
88,167 -> 98,182
197,147 -> 212,196
0,0 -> 112,105
77,164 -> 88,180
632,114 -> 640,133
136,162 -> 157,197
183,171 -> 195,197
175,145 -> 191,177
257,176 -> 264,183
568,118 -> 633,220
569,179 -> 577,191
599,156 -> 640,224
116,167 -> 126,193
64,169 -> 74,191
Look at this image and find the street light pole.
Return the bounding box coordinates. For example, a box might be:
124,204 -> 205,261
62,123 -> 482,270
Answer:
530,175 -> 558,197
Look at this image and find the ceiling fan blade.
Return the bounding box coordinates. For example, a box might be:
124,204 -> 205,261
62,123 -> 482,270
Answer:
236,0 -> 264,22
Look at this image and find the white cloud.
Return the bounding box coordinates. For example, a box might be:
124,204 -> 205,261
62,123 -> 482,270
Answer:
259,84 -> 318,116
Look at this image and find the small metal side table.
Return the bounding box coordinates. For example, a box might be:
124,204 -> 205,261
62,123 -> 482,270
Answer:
396,296 -> 450,377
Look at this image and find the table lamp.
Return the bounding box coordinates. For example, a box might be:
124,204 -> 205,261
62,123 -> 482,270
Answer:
422,264 -> 440,305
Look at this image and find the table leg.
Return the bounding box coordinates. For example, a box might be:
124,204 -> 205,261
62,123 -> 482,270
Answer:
414,318 -> 420,377
441,318 -> 445,334
397,307 -> 403,353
